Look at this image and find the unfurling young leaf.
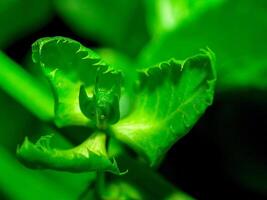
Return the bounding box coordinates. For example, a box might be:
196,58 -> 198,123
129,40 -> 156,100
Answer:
79,70 -> 122,129
111,49 -> 216,165
32,37 -> 121,127
17,132 -> 121,175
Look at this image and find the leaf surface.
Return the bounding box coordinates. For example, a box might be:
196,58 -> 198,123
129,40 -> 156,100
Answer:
112,50 -> 216,165
17,132 -> 121,174
32,36 -> 120,127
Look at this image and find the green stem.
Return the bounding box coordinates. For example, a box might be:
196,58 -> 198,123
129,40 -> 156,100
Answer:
96,172 -> 105,199
0,51 -> 54,120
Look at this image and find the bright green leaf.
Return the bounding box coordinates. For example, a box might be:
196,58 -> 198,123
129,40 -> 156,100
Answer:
17,132 -> 122,175
112,50 -> 216,165
32,36 -> 118,127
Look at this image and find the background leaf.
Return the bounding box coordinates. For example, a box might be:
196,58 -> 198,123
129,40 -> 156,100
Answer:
0,146 -> 95,200
145,0 -> 224,37
0,0 -> 52,49
141,0 -> 267,91
54,0 -> 150,57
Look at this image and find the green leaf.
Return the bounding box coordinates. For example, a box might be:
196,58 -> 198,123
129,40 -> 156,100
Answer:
17,132 -> 122,175
54,0 -> 149,57
112,50 -> 216,165
79,70 -> 122,129
32,36 -> 118,127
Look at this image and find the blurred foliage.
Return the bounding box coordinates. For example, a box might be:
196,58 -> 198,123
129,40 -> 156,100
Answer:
145,0 -> 224,37
0,146 -> 95,200
0,0 -> 53,49
54,0 -> 150,57
0,91 -> 32,150
141,0 -> 267,91
0,51 -> 54,120
0,90 -> 95,199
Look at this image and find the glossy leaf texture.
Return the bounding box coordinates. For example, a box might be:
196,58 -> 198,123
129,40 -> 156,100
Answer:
112,50 -> 216,165
79,70 -> 122,129
17,132 -> 122,175
95,48 -> 139,118
141,0 -> 267,91
54,0 -> 149,57
32,36 -> 121,127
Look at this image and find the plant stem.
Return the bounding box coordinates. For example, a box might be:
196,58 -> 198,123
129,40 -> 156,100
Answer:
96,171 -> 105,199
0,51 -> 54,121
